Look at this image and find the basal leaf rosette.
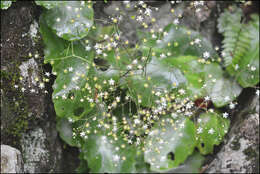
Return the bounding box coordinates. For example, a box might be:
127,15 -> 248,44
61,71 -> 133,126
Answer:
144,115 -> 197,172
43,1 -> 94,41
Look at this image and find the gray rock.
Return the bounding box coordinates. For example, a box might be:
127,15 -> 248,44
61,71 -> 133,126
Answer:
1,145 -> 24,173
20,128 -> 50,173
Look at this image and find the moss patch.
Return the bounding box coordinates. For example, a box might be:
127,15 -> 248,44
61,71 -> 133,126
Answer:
243,146 -> 257,160
230,136 -> 241,151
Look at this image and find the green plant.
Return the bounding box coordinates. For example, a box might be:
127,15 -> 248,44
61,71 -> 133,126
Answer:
0,0 -> 15,10
218,6 -> 259,87
36,1 -> 258,173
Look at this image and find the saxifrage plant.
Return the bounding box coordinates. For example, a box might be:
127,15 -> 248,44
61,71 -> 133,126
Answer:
5,1 -> 259,173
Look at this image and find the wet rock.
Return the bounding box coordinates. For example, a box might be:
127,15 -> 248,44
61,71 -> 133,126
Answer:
1,145 -> 24,173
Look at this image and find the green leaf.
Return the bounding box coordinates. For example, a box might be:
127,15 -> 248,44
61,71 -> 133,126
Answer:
144,116 -> 197,172
165,151 -> 204,173
40,13 -> 95,119
39,13 -> 69,60
204,63 -> 242,107
56,117 -> 78,147
135,152 -> 151,173
164,55 -> 206,99
125,57 -> 186,107
196,112 -> 230,155
164,56 -> 242,107
35,1 -> 64,9
138,23 -> 218,60
0,1 -> 14,10
82,131 -> 137,173
44,1 -> 94,41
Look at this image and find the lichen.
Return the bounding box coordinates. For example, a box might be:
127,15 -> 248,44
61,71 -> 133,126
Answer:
243,146 -> 257,160
29,20 -> 40,45
20,128 -> 50,173
19,58 -> 40,87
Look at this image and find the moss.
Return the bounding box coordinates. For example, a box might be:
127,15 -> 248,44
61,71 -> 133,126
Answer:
1,67 -> 34,148
230,136 -> 241,151
243,146 -> 257,160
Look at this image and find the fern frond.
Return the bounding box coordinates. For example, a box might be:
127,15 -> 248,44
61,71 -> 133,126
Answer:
218,9 -> 259,87
217,6 -> 243,67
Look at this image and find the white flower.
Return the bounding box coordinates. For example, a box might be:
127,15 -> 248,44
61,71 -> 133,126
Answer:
94,43 -> 100,49
173,19 -> 179,25
80,131 -> 85,137
116,97 -> 120,102
14,85 -> 18,88
178,89 -> 186,95
144,8 -> 152,16
112,42 -> 118,47
123,0 -> 130,4
127,65 -> 132,70
203,51 -> 210,59
138,1 -> 144,5
45,72 -> 50,77
224,96 -> 230,102
108,78 -> 115,85
113,155 -> 120,162
136,15 -> 143,22
235,64 -> 239,70
132,59 -> 138,64
152,34 -> 157,39
197,127 -> 203,134
204,96 -> 210,101
138,65 -> 142,69
208,128 -> 214,134
194,38 -> 201,44
85,45 -> 91,51
134,119 -> 141,124
96,49 -> 102,55
222,112 -> 229,118
30,89 -> 36,93
21,87 -> 25,92
229,102 -> 236,109
160,53 -> 166,58
68,67 -> 73,72
68,118 -> 73,123
179,122 -> 185,128
62,94 -> 66,99
250,66 -> 256,71
39,83 -> 45,89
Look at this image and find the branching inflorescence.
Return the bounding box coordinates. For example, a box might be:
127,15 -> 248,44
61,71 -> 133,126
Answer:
3,1 -> 259,173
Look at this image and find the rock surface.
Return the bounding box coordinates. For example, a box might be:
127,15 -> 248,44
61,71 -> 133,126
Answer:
1,145 -> 24,173
206,95 -> 259,173
1,1 -> 80,173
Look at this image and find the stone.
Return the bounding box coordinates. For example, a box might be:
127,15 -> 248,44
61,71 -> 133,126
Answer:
20,128 -> 50,173
1,145 -> 23,173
